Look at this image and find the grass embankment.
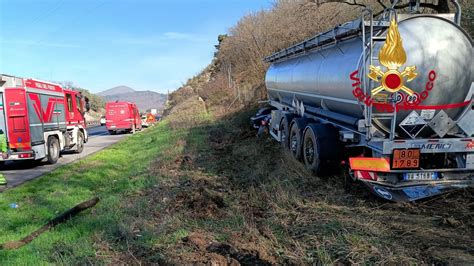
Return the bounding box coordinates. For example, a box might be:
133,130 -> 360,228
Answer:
0,110 -> 473,264
0,123 -> 187,264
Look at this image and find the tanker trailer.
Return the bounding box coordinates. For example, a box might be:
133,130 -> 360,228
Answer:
253,3 -> 473,202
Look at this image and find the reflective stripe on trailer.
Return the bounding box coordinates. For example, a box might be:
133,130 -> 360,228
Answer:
354,170 -> 378,181
349,157 -> 391,172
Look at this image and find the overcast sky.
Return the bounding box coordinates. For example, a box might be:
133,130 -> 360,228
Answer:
0,0 -> 272,93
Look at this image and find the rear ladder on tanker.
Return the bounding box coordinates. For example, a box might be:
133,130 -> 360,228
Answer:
360,8 -> 399,141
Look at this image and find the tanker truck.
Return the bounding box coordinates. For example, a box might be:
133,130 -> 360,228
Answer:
253,1 -> 473,202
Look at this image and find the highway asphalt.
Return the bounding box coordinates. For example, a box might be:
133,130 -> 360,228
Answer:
0,126 -> 127,192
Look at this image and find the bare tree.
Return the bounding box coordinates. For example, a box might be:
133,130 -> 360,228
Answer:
169,0 -> 471,111
307,0 -> 453,13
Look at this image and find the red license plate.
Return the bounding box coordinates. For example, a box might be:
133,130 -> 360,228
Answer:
392,149 -> 420,169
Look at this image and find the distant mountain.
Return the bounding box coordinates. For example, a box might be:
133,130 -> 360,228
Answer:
98,86 -> 136,97
98,86 -> 167,112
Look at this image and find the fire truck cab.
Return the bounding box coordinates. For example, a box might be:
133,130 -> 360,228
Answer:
0,74 -> 89,164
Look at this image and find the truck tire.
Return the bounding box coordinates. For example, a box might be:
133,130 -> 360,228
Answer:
303,124 -> 321,175
75,131 -> 84,154
109,130 -> 116,135
279,116 -> 290,149
288,118 -> 307,160
46,136 -> 60,164
303,124 -> 342,176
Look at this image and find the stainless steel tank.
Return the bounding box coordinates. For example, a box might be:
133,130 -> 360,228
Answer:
265,15 -> 473,137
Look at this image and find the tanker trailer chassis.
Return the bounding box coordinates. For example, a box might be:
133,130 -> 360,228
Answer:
255,99 -> 474,202
253,4 -> 473,202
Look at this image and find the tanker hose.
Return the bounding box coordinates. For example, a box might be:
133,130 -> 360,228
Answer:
451,0 -> 461,25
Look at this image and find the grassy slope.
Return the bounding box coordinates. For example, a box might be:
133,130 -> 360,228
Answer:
0,123 -> 186,264
0,111 -> 473,264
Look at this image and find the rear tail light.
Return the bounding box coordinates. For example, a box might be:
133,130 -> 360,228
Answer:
19,153 -> 33,159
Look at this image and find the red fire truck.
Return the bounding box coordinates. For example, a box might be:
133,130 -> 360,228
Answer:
0,74 -> 89,164
105,101 -> 142,134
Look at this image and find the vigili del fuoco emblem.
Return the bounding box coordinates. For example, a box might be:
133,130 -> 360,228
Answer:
368,19 -> 418,96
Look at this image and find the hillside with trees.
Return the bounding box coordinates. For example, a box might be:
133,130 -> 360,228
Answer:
165,0 -> 473,120
75,88 -> 106,113
58,81 -> 106,119
98,86 -> 167,112
2,1 -> 473,264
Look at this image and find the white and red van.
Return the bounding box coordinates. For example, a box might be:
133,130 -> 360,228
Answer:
105,101 -> 141,134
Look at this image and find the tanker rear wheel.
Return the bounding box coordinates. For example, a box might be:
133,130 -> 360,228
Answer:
289,118 -> 307,161
303,123 -> 342,176
303,124 -> 321,175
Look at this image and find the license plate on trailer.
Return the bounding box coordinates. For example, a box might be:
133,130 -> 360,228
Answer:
392,149 -> 420,169
403,172 -> 438,181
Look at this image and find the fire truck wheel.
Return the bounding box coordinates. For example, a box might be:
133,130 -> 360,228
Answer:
47,136 -> 60,164
108,130 -> 116,135
303,124 -> 321,175
76,131 -> 84,154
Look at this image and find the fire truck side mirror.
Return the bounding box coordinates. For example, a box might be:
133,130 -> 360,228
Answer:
84,97 -> 91,112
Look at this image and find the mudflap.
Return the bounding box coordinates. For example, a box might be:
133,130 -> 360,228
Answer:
361,180 -> 474,202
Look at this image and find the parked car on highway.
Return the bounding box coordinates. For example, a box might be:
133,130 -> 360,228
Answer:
141,115 -> 149,128
105,101 -> 142,134
100,116 -> 106,126
141,112 -> 158,128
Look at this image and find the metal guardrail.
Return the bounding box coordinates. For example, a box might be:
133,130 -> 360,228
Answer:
86,120 -> 101,128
